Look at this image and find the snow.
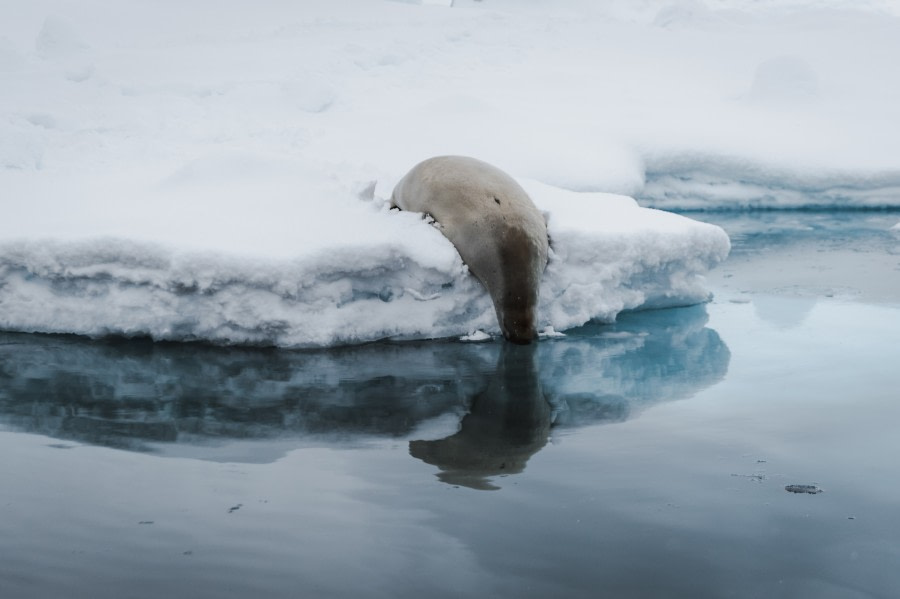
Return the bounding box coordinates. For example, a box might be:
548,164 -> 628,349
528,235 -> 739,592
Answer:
2,0 -> 897,346
460,330 -> 492,342
0,179 -> 728,346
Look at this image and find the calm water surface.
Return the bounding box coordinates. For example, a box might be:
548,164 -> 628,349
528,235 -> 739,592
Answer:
1,211 -> 899,599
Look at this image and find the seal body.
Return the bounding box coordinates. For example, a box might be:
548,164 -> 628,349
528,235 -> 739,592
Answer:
392,156 -> 549,344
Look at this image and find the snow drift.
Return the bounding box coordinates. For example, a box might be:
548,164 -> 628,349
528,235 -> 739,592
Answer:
0,174 -> 729,346
6,0 -> 898,345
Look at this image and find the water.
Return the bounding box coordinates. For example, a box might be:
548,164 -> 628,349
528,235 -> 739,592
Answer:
1,211 -> 899,599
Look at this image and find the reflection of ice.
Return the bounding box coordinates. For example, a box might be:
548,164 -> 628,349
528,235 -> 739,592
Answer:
0,335 -> 489,452
700,211 -> 900,305
411,305 -> 730,489
541,305 -> 731,428
752,295 -> 817,328
0,305 -> 729,477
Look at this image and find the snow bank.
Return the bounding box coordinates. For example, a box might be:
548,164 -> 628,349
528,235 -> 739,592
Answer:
524,181 -> 729,325
641,155 -> 900,210
2,0 -> 899,212
5,0 -> 896,345
0,172 -> 729,347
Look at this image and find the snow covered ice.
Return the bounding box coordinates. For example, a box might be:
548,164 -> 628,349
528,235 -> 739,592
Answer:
0,178 -> 728,346
3,0 -> 898,347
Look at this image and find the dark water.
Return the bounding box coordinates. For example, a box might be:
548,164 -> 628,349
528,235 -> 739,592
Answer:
1,211 -> 899,599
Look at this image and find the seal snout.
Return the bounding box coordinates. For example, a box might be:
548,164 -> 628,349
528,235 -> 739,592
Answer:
500,309 -> 538,345
506,332 -> 536,345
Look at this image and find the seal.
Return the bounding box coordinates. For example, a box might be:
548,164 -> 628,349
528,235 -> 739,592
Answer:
391,156 -> 549,344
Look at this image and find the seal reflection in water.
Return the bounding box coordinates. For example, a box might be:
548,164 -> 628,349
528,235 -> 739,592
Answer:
409,344 -> 551,490
392,156 -> 550,344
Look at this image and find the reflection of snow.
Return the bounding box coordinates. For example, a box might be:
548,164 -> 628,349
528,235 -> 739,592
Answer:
542,306 -> 731,426
752,295 -> 817,329
0,304 -> 729,462
703,211 -> 900,304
